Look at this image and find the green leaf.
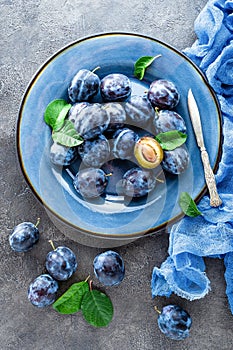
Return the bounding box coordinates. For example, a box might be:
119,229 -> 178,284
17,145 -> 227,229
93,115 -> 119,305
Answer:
134,54 -> 161,80
179,192 -> 202,217
53,281 -> 89,314
44,99 -> 71,130
53,104 -> 72,131
81,290 -> 114,327
155,130 -> 187,150
52,120 -> 84,147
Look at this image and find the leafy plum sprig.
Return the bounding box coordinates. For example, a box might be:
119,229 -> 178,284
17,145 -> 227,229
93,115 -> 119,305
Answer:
53,277 -> 114,328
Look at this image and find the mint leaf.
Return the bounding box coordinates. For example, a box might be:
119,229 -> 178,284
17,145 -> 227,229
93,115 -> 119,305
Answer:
134,55 -> 161,80
53,281 -> 89,314
81,290 -> 114,327
155,130 -> 187,150
179,192 -> 202,217
44,99 -> 71,130
52,120 -> 84,147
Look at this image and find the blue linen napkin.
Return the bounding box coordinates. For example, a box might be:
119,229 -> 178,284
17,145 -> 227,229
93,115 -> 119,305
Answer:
151,0 -> 233,312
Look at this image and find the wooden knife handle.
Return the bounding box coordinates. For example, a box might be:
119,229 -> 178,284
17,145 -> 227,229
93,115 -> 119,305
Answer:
200,148 -> 222,207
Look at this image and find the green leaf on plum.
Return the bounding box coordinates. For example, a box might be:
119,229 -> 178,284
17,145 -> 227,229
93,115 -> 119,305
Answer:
155,130 -> 187,150
44,99 -> 71,130
52,281 -> 89,314
134,55 -> 162,80
52,120 -> 83,147
179,192 -> 202,217
81,289 -> 114,328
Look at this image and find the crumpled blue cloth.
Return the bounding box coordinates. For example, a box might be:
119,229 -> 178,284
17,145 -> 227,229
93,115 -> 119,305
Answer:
151,0 -> 233,312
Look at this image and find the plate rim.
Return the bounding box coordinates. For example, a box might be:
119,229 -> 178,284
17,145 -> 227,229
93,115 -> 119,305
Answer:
16,31 -> 223,239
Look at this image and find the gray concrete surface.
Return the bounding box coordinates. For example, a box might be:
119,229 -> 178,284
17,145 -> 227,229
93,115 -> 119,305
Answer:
1,1 -> 232,349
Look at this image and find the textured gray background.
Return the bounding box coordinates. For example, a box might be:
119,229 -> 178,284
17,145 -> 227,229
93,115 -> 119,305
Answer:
1,1 -> 232,349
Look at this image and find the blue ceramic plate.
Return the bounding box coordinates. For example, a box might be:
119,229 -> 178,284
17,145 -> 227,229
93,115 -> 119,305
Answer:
17,33 -> 222,242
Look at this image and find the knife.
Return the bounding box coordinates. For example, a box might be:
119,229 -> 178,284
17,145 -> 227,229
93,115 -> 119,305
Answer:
187,88 -> 222,207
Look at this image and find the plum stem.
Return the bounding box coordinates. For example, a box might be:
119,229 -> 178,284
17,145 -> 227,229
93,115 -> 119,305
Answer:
92,66 -> 101,74
155,169 -> 165,183
154,306 -> 161,314
105,172 -> 113,177
85,275 -> 90,282
89,280 -> 93,291
154,107 -> 160,116
48,240 -> 56,251
155,177 -> 164,183
35,218 -> 40,228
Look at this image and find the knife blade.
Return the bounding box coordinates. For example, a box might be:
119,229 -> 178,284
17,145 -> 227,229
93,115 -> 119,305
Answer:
187,89 -> 222,207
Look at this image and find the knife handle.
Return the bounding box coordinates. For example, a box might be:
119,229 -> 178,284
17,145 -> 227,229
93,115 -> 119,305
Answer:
200,148 -> 222,207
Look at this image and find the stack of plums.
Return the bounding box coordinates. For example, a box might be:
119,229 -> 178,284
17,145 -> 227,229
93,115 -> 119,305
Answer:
50,69 -> 189,199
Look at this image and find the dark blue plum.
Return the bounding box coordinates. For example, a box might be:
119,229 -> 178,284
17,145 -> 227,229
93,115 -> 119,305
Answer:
77,134 -> 110,168
147,79 -> 180,110
73,168 -> 108,198
50,142 -> 77,166
161,145 -> 189,175
93,250 -> 125,286
125,95 -> 155,127
73,103 -> 110,140
103,102 -> 126,133
157,305 -> 192,340
68,102 -> 90,124
9,221 -> 39,252
112,128 -> 139,160
45,246 -> 78,281
120,167 -> 157,198
153,110 -> 187,134
28,274 -> 59,307
100,73 -> 132,102
68,69 -> 100,102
